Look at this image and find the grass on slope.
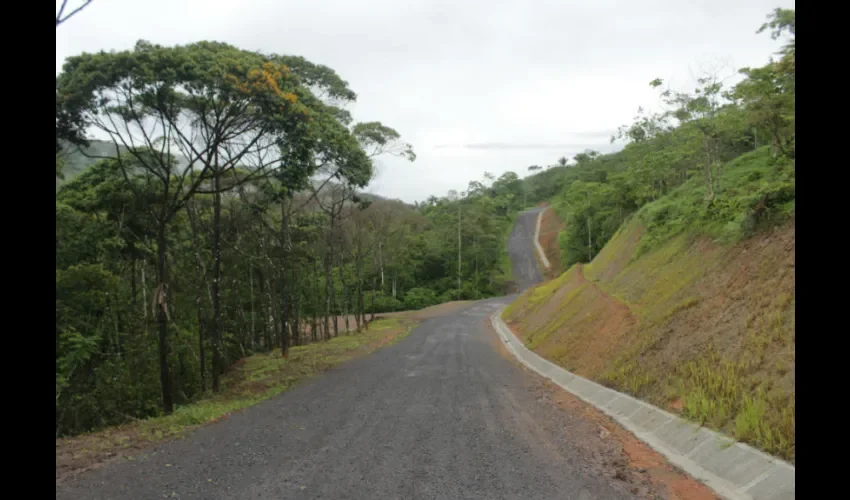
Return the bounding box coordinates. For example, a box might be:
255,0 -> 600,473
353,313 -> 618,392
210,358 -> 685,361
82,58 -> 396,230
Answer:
635,146 -> 795,257
503,148 -> 795,461
56,317 -> 418,481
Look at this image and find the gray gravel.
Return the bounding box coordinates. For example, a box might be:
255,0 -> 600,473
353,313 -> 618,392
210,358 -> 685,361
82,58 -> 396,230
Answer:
56,208 -> 654,500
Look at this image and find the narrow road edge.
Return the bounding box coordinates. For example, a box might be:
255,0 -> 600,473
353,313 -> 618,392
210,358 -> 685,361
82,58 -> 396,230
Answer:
533,207 -> 551,270
489,310 -> 795,500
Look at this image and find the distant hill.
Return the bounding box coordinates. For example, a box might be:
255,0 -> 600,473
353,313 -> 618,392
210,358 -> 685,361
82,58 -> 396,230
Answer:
56,139 -> 191,191
55,140 -> 410,208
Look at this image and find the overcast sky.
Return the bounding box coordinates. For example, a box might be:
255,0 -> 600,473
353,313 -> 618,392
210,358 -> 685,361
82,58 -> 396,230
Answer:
56,0 -> 794,204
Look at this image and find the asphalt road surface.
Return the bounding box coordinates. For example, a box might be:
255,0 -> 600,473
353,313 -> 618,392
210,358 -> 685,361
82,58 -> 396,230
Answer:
507,207 -> 546,290
56,208 -> 656,500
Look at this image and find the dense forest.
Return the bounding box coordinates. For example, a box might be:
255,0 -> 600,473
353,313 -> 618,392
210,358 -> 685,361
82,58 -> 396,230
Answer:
55,39 -> 530,436
520,8 -> 794,267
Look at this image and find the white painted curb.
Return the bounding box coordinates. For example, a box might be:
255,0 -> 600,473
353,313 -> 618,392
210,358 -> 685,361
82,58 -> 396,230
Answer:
533,207 -> 551,270
490,310 -> 794,500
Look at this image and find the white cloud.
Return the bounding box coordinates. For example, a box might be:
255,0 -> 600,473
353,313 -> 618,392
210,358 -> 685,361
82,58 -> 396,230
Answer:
57,0 -> 795,203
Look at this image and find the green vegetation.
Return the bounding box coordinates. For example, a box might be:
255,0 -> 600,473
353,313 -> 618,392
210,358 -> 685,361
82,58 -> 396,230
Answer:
503,8 -> 795,462
510,212 -> 795,460
55,4 -> 795,466
56,317 -> 417,475
515,8 -> 794,268
635,147 -> 795,256
55,40 -> 530,438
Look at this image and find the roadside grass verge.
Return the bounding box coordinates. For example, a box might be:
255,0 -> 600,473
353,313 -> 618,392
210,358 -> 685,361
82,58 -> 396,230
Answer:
56,316 -> 418,481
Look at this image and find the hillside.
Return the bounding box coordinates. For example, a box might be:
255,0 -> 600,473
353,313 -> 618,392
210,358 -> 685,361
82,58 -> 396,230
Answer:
503,147 -> 795,462
56,139 -> 192,191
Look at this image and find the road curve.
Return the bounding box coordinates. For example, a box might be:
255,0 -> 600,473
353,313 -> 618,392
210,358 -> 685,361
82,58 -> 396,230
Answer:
507,207 -> 546,291
56,209 -> 651,500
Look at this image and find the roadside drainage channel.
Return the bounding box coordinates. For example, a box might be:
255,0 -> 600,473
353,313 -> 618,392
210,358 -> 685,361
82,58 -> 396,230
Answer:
533,207 -> 551,270
489,311 -> 794,500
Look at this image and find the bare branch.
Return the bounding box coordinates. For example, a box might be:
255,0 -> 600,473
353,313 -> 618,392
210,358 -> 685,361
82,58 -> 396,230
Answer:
57,0 -> 93,27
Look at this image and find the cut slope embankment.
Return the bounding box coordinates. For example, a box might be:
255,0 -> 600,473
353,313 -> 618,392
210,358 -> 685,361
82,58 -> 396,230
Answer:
504,151 -> 795,462
535,203 -> 565,279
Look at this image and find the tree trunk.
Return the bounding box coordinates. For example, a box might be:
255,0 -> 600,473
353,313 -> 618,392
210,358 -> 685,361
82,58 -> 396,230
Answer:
370,277 -> 376,324
155,222 -> 174,415
250,266 -> 256,351
130,254 -> 138,313
354,275 -> 362,332
196,290 -> 206,393
330,252 -> 339,338
474,232 -> 478,286
379,241 -> 384,288
290,261 -> 300,346
256,268 -> 268,350
279,202 -> 290,357
357,276 -> 364,331
211,162 -> 223,393
269,271 -> 282,350
325,213 -> 335,339
141,264 -> 148,321
185,198 -> 210,387
339,253 -> 349,333
703,137 -> 715,201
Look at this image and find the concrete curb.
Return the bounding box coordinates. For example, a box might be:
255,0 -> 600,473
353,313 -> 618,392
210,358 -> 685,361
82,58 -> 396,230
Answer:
533,207 -> 551,270
490,311 -> 794,500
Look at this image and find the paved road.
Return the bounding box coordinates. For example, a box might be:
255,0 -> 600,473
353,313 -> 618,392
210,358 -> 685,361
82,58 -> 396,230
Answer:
56,209 -> 648,500
507,207 -> 546,290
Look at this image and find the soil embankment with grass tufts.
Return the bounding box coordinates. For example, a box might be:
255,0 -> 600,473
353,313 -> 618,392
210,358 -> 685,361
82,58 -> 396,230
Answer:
504,147 -> 795,462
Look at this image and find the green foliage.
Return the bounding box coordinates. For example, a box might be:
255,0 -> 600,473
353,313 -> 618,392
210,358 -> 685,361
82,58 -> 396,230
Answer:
403,287 -> 439,310
54,38 -> 511,437
366,293 -> 403,313
54,40 -> 420,436
635,147 -> 794,256
515,8 -> 794,267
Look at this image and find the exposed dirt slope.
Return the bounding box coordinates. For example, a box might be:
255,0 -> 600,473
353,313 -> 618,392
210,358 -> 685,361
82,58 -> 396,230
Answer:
536,203 -> 566,278
503,218 -> 795,462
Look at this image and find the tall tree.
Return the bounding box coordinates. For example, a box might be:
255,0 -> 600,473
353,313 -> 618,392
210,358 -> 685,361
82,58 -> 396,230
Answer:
57,40 -> 318,411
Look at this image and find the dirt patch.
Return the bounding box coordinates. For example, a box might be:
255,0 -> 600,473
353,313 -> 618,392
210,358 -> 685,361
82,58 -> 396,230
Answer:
511,264 -> 637,379
56,426 -> 156,485
668,398 -> 684,413
542,382 -> 719,500
537,204 -> 566,278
